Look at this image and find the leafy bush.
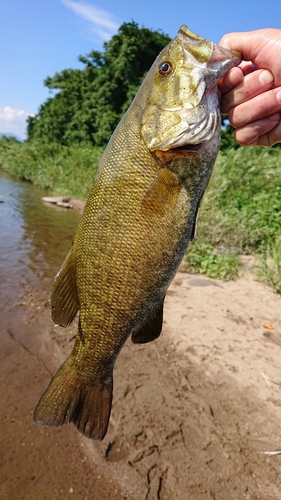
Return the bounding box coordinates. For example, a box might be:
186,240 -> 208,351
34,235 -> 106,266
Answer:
181,146 -> 281,282
0,136 -> 102,199
195,146 -> 281,253
182,241 -> 240,280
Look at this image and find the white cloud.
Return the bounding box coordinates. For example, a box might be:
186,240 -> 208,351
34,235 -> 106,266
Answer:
0,106 -> 32,139
61,0 -> 121,41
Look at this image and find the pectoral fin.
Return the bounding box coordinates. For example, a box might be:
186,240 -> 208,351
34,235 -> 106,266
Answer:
51,247 -> 79,327
131,299 -> 164,344
142,168 -> 180,216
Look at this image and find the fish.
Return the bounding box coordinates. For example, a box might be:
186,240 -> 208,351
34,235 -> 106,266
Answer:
34,25 -> 241,440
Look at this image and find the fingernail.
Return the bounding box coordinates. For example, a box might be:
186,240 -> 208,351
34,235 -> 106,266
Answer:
259,69 -> 274,86
277,89 -> 281,104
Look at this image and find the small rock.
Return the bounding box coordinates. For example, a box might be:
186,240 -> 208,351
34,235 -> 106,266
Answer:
56,201 -> 73,209
42,196 -> 73,209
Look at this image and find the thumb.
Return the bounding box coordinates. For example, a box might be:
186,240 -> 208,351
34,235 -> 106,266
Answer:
219,31 -> 261,63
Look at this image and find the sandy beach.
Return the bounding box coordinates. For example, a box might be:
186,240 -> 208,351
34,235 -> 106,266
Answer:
2,196 -> 281,499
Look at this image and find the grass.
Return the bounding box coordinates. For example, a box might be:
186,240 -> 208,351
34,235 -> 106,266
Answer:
255,234 -> 281,294
0,136 -> 103,200
182,146 -> 281,284
196,146 -> 281,253
1,137 -> 281,288
181,241 -> 240,280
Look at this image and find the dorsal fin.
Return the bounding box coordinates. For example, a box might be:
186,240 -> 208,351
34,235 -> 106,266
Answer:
51,247 -> 79,326
131,299 -> 164,344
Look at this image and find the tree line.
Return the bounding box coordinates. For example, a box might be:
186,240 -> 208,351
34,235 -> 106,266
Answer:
27,22 -> 171,148
26,21 -> 246,151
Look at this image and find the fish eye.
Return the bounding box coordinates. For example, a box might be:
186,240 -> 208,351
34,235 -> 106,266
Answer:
158,61 -> 172,76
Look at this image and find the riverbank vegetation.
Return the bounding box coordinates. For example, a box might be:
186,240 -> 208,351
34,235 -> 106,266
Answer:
183,146 -> 281,289
0,137 -> 102,199
0,22 -> 281,289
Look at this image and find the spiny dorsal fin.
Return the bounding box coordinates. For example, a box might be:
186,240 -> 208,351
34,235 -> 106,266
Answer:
51,247 -> 79,327
131,299 -> 164,344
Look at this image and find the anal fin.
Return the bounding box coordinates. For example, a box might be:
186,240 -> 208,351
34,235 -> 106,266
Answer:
131,299 -> 164,344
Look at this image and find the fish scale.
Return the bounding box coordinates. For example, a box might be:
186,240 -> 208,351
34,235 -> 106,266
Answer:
34,25 -> 241,439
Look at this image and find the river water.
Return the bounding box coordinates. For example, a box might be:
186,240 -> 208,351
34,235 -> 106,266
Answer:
0,171 -> 81,311
0,171 -> 121,499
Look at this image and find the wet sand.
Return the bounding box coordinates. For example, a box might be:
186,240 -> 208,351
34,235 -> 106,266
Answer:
2,269 -> 281,499
2,196 -> 281,499
1,290 -> 122,500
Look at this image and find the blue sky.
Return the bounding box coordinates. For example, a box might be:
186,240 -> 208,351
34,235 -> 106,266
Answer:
1,0 -> 281,139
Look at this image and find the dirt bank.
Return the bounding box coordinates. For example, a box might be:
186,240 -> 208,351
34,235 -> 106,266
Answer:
2,267 -> 281,499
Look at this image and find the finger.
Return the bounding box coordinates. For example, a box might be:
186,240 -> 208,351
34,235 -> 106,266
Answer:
239,61 -> 258,76
219,63 -> 258,97
219,32 -> 262,62
219,67 -> 243,95
235,112 -> 281,146
219,29 -> 281,86
229,87 -> 281,128
221,69 -> 275,114
256,120 -> 281,146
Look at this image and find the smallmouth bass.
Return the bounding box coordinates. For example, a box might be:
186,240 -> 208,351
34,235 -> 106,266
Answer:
34,26 -> 241,439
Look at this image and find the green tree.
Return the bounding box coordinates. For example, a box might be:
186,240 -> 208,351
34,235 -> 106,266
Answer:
28,22 -> 171,147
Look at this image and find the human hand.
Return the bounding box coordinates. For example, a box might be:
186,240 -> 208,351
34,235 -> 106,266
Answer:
218,29 -> 281,146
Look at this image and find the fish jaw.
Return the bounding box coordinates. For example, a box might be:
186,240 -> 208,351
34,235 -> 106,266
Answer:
202,43 -> 242,93
140,25 -> 241,153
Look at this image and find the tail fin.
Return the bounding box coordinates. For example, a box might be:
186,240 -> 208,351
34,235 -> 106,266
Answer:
33,360 -> 113,440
